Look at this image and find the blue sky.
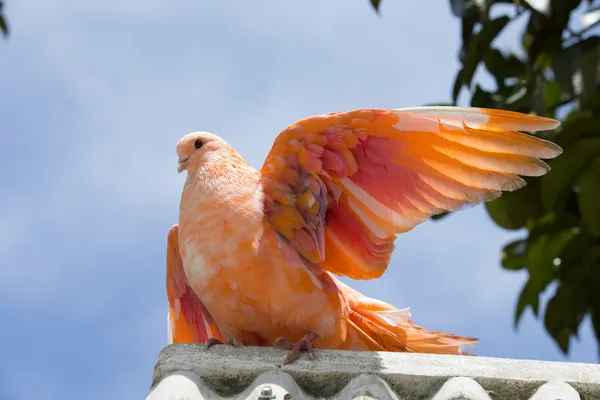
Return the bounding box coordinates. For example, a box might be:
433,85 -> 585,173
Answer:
0,1 -> 596,399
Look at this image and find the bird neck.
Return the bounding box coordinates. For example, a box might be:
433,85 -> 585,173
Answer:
180,155 -> 265,229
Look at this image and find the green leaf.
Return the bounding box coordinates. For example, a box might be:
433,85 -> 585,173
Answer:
449,0 -> 467,17
452,69 -> 464,104
550,0 -> 584,26
482,49 -> 527,83
530,74 -> 547,116
451,0 -> 488,19
564,109 -> 593,123
558,235 -> 598,283
462,16 -> 511,86
552,37 -> 600,102
552,45 -> 580,98
529,213 -> 579,244
515,228 -> 577,327
554,112 -> 600,147
0,1 -> 7,37
544,270 -> 591,354
588,256 -> 600,357
544,287 -> 577,354
580,36 -> 600,104
579,157 -> 600,236
501,239 -> 528,270
515,279 -> 541,326
586,88 -> 600,116
526,18 -> 563,67
442,0 -> 599,358
528,230 -> 575,287
503,84 -> 529,109
369,0 -> 381,12
527,236 -> 553,290
0,15 -> 6,37
470,84 -> 497,108
591,304 -> 600,359
484,48 -> 508,86
544,79 -> 563,110
485,178 -> 544,230
488,81 -> 530,112
522,33 -> 534,54
486,197 -> 520,230
460,16 -> 477,63
544,241 -> 598,354
540,138 -> 600,212
502,54 -> 528,78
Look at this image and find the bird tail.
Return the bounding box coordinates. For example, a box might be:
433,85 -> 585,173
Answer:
167,225 -> 223,344
337,279 -> 477,355
167,288 -> 221,344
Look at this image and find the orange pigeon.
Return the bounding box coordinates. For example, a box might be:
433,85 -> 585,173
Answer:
166,106 -> 561,362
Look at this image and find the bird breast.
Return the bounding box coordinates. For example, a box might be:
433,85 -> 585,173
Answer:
178,171 -> 266,291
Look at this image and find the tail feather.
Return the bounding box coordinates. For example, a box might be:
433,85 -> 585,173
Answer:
167,224 -> 223,344
346,318 -> 387,351
167,287 -> 220,344
338,279 -> 477,355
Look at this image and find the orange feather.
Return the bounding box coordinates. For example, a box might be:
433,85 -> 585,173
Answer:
166,107 -> 561,356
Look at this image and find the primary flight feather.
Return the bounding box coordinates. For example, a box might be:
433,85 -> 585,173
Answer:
166,106 -> 561,362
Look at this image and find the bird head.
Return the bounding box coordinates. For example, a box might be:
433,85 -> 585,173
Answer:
176,131 -> 228,174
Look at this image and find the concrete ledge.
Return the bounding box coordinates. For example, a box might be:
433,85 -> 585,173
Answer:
147,344 -> 600,400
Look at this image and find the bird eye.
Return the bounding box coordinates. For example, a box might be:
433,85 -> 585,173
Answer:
194,139 -> 203,149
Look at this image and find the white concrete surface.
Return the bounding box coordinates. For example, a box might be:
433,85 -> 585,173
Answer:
147,344 -> 600,400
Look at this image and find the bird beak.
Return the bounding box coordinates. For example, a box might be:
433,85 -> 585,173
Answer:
177,155 -> 190,174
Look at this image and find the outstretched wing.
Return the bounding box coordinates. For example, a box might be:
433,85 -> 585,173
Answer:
260,106 -> 561,280
166,225 -> 223,343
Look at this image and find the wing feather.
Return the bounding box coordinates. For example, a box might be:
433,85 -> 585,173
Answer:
260,107 -> 561,280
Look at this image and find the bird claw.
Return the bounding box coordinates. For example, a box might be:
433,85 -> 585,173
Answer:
273,332 -> 317,364
204,337 -> 241,349
273,336 -> 294,349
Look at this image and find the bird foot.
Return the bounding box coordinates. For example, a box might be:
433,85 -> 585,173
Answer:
204,337 -> 241,349
273,331 -> 317,364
